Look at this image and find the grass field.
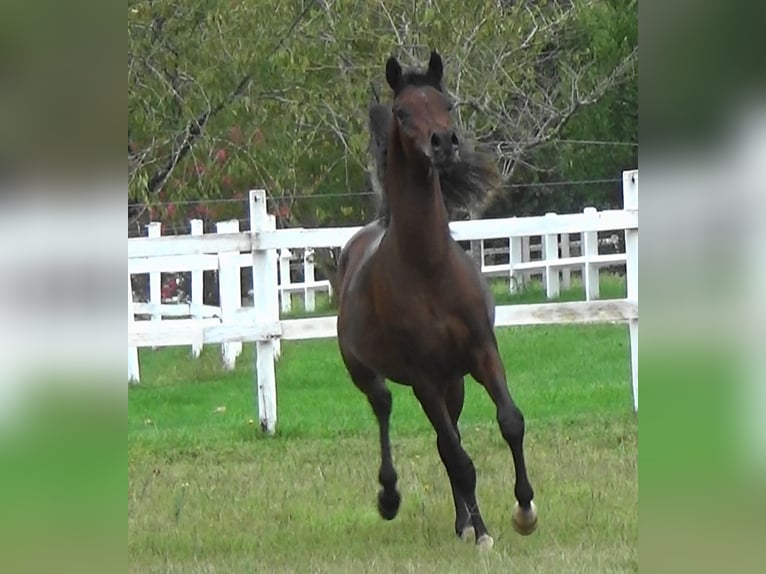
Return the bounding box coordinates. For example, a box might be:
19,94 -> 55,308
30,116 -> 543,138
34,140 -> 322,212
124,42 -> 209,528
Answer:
128,275 -> 637,573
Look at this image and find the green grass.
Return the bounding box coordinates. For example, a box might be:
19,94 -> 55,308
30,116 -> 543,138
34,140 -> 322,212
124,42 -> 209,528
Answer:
129,274 -> 636,573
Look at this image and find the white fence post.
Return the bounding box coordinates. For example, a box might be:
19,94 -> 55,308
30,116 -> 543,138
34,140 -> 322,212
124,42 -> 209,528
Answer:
303,247 -> 316,312
190,219 -> 204,358
279,248 -> 293,313
560,233 -> 571,290
521,236 -> 532,285
623,171 -> 639,411
250,190 -> 279,434
509,236 -> 523,293
582,207 -> 600,301
543,213 -> 560,299
217,220 -> 243,369
269,215 -> 281,361
147,221 -> 162,349
128,274 -> 140,383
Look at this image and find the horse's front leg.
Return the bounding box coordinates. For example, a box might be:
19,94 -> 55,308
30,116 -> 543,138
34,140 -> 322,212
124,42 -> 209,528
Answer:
470,341 -> 538,536
445,377 -> 472,540
369,378 -> 401,520
413,382 -> 494,549
340,350 -> 401,520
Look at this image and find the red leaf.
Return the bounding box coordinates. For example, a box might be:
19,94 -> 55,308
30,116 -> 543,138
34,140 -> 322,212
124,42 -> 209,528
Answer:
228,126 -> 242,144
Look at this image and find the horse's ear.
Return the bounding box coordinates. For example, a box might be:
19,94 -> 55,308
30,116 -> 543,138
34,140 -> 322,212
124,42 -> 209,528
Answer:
427,51 -> 443,84
385,56 -> 402,92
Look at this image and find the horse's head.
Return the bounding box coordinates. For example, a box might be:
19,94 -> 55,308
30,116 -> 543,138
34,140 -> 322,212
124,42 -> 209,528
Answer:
385,51 -> 459,171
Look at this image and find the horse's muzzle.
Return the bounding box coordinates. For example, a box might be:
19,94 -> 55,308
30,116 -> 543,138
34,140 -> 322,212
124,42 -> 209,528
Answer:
430,129 -> 460,169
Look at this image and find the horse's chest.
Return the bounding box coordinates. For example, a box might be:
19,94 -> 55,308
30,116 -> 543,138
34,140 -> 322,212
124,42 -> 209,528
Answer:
385,301 -> 472,372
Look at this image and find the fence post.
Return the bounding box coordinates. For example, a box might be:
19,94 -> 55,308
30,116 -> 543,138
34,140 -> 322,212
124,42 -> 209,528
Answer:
582,207 -> 600,301
623,171 -> 639,411
190,219 -> 204,358
279,248 -> 293,313
560,233 -> 571,290
521,236 -> 531,285
269,215 -> 281,361
147,221 -> 162,349
250,190 -> 279,434
217,220 -> 243,369
469,239 -> 483,276
509,236 -> 523,294
128,274 -> 140,383
303,248 -> 316,312
543,213 -> 560,299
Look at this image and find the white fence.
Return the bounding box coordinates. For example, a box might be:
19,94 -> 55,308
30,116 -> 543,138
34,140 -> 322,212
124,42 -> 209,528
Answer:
128,170 -> 638,433
479,230 -> 624,297
129,222 -> 332,371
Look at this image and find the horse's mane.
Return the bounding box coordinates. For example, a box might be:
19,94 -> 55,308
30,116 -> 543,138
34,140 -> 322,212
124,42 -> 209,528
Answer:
368,63 -> 501,224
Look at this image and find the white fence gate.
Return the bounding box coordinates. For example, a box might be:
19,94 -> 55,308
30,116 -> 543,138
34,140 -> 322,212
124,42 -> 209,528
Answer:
128,170 -> 638,433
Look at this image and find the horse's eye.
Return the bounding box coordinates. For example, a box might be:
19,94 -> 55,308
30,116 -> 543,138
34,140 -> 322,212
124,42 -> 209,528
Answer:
394,107 -> 408,121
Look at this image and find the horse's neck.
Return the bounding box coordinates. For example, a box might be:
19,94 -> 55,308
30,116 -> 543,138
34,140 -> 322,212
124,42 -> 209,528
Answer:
384,155 -> 451,268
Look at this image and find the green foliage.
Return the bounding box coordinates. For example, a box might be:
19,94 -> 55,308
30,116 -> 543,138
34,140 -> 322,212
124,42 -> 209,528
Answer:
129,0 -> 637,227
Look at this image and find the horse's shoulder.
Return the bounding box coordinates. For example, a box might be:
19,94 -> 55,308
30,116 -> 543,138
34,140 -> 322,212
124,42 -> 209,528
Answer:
340,221 -> 385,296
447,242 -> 496,326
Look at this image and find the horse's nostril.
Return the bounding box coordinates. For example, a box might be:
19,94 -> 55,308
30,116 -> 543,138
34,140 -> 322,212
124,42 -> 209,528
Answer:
451,132 -> 459,147
431,133 -> 441,149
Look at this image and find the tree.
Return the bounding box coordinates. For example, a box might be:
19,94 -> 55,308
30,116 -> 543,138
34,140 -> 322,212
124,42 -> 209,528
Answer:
128,0 -> 637,232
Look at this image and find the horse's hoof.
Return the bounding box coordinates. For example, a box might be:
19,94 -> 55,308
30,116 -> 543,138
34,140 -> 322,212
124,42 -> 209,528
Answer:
377,488 -> 401,520
459,525 -> 475,542
512,500 -> 538,535
476,534 -> 494,550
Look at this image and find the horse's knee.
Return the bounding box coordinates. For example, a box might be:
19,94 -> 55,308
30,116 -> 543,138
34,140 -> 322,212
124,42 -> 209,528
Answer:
498,405 -> 525,443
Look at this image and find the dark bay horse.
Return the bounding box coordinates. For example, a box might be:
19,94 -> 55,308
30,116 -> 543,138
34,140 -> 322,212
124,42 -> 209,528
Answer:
336,51 -> 537,549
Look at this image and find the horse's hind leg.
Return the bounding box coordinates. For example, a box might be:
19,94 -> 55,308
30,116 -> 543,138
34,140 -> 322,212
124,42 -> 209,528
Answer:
470,342 -> 537,536
413,382 -> 493,549
342,354 -> 400,520
445,378 -> 472,540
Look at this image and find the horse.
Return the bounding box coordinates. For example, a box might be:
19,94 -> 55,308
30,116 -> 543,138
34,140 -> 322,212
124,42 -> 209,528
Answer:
336,51 -> 537,549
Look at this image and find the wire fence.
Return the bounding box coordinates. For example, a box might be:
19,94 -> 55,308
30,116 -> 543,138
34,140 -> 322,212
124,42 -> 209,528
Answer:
127,177 -> 624,237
